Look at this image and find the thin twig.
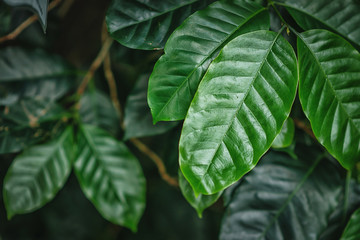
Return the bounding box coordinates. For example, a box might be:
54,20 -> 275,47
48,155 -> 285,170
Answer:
0,0 -> 62,44
129,138 -> 179,187
293,118 -> 316,140
76,37 -> 113,95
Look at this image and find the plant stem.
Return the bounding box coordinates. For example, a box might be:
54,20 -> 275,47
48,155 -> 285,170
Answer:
293,118 -> 317,140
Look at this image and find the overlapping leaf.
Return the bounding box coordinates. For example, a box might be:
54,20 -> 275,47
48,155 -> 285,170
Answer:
272,117 -> 295,148
3,127 -> 74,218
219,150 -> 345,240
179,170 -> 222,218
106,0 -> 212,50
3,0 -> 48,32
0,47 -> 76,105
74,125 -> 146,232
179,30 -> 298,195
124,75 -> 177,140
148,0 -> 270,123
341,208 -> 360,240
274,0 -> 360,48
0,98 -> 68,154
298,29 -> 360,170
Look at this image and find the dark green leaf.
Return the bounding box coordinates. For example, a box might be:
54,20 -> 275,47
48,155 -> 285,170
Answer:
106,0 -> 212,50
298,29 -> 360,170
179,30 -> 298,195
0,47 -> 77,105
79,88 -> 120,136
0,98 -> 68,154
220,150 -> 343,240
274,0 -> 360,48
179,170 -> 222,218
272,117 -> 295,148
148,0 -> 269,123
4,0 -> 48,32
3,127 -> 74,219
341,208 -> 360,240
0,3 -> 11,36
74,125 -> 146,232
124,75 -> 178,140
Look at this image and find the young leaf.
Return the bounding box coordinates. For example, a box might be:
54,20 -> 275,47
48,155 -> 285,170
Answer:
124,75 -> 178,140
106,0 -> 212,50
4,0 -> 48,32
179,30 -> 298,195
219,150 -> 344,240
179,170 -> 222,218
148,0 -> 270,123
272,117 -> 295,148
74,125 -> 146,232
3,127 -> 74,219
274,0 -> 360,48
298,29 -> 360,170
341,208 -> 360,240
0,47 -> 76,105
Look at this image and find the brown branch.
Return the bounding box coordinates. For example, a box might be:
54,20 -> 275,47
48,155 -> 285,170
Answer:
76,37 -> 113,95
129,138 -> 179,187
0,0 -> 62,44
293,118 -> 317,140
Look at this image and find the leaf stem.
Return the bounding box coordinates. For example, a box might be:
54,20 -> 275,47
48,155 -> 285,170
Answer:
293,118 -> 317,140
0,0 -> 63,44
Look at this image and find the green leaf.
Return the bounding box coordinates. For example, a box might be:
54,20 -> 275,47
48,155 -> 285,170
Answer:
148,0 -> 269,123
219,150 -> 344,240
341,208 -> 360,240
297,29 -> 360,170
179,30 -> 298,195
74,125 -> 146,232
274,0 -> 360,48
106,0 -> 212,50
0,98 -> 68,154
79,88 -> 120,136
124,75 -> 178,140
178,170 -> 222,218
3,127 -> 74,219
0,47 -> 76,105
272,117 -> 295,148
3,0 -> 48,32
0,3 -> 11,36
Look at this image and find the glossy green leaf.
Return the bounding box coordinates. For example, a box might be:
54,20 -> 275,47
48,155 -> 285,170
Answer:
274,0 -> 360,48
3,127 -> 74,219
298,29 -> 360,170
124,75 -> 178,140
272,117 -> 295,148
148,0 -> 269,123
219,150 -> 345,240
178,170 -> 222,218
106,0 -> 212,50
74,125 -> 146,232
179,30 -> 298,195
4,0 -> 48,32
0,98 -> 68,154
341,208 -> 360,240
79,88 -> 120,136
0,47 -> 76,105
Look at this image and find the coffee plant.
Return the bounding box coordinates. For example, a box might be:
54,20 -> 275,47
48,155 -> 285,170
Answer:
1,0 -> 360,239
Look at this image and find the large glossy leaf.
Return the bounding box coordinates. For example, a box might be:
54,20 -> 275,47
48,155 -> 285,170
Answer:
178,170 -> 222,218
106,0 -> 212,50
219,150 -> 345,240
179,30 -> 298,195
74,125 -> 146,232
124,75 -> 178,140
3,0 -> 48,32
3,127 -> 74,219
341,208 -> 360,240
298,29 -> 360,170
0,98 -> 68,154
79,88 -> 120,136
148,0 -> 270,123
274,0 -> 360,48
0,47 -> 76,105
272,117 -> 295,148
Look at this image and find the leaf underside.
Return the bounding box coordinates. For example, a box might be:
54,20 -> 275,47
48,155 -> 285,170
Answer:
148,0 -> 270,123
179,30 -> 298,195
